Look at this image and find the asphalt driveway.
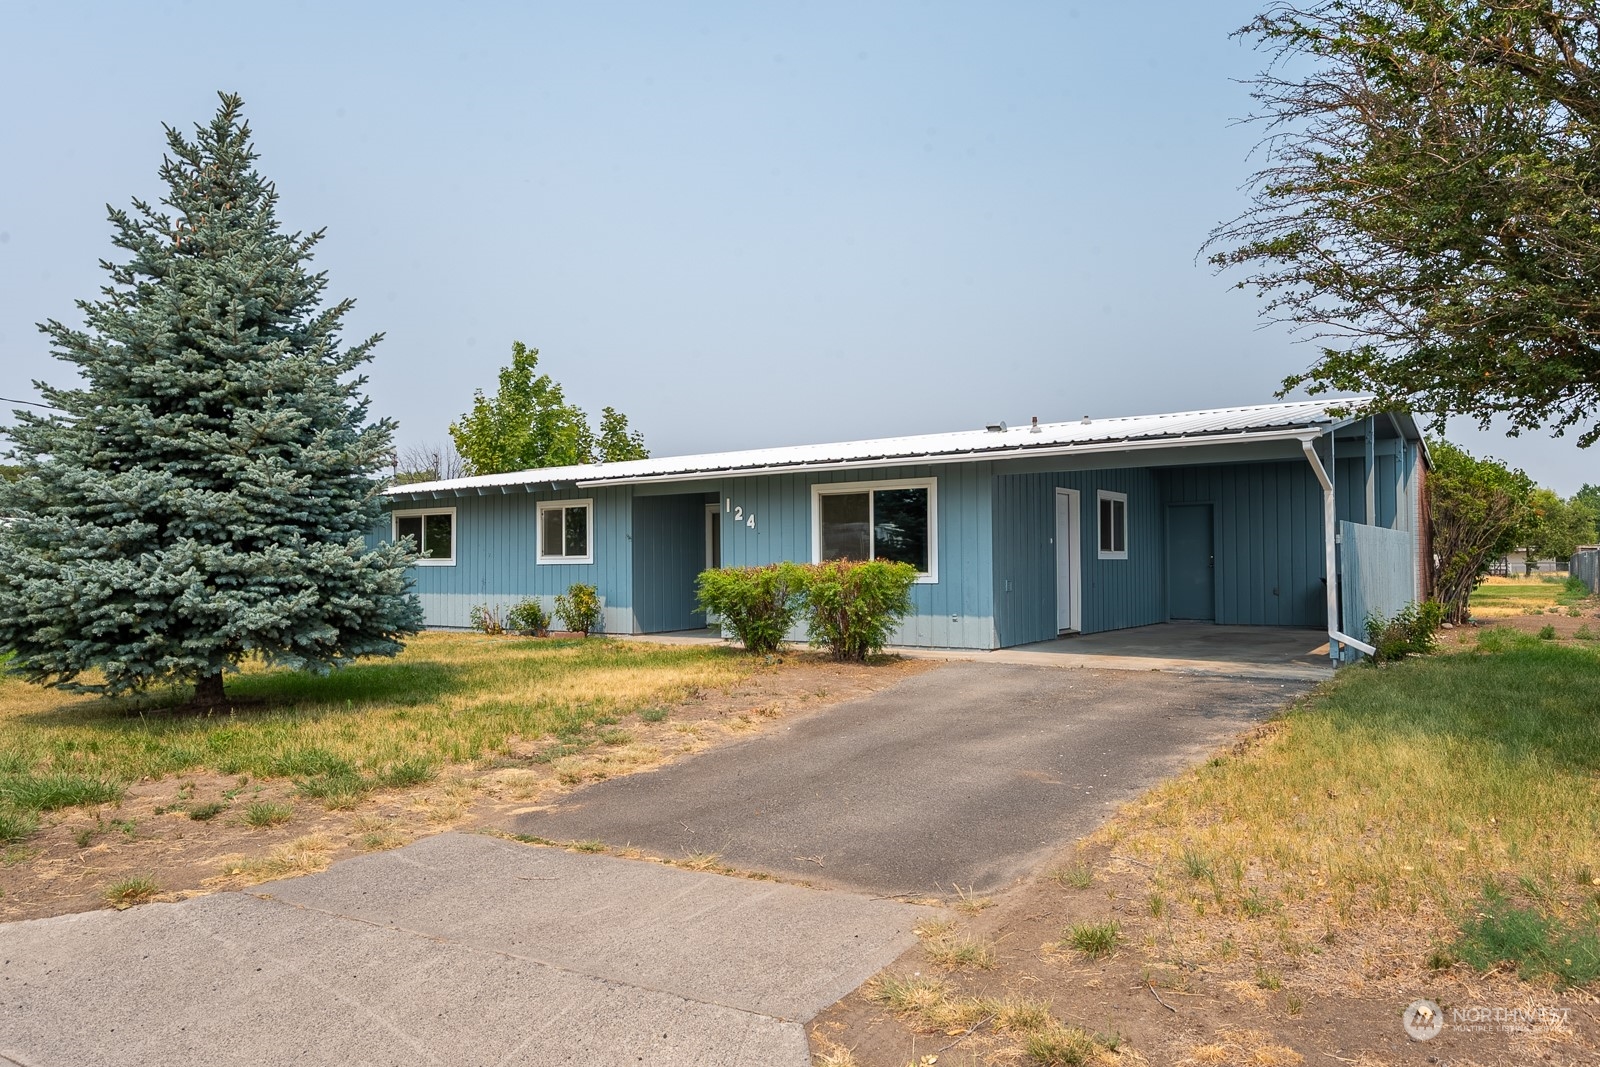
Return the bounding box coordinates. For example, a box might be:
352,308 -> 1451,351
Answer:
509,661 -> 1307,896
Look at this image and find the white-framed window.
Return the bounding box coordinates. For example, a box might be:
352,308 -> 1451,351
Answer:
1097,490 -> 1128,560
393,507 -> 456,566
537,498 -> 593,565
810,477 -> 937,583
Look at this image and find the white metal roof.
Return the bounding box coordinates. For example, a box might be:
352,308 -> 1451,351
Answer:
387,397 -> 1399,496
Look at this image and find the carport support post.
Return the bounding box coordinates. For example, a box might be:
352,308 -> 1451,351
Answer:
1301,435 -> 1376,664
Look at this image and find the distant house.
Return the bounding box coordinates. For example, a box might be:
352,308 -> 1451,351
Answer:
382,399 -> 1430,662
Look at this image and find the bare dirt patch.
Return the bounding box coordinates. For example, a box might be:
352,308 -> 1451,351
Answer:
811,837 -> 1600,1066
0,651 -> 931,923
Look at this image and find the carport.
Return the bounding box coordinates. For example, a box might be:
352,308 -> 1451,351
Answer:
991,622 -> 1333,682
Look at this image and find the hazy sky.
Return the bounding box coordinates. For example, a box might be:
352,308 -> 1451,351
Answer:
2,1 -> 1592,491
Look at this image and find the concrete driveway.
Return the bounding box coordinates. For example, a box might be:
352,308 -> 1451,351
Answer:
2,661 -> 1307,1066
510,661 -> 1308,896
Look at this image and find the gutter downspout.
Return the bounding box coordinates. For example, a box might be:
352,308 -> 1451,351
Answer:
1300,436 -> 1377,661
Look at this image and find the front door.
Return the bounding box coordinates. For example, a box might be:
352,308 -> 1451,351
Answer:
704,504 -> 722,624
1167,503 -> 1215,621
1055,488 -> 1080,633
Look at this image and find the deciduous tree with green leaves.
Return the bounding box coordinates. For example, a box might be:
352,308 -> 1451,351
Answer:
1211,1 -> 1600,444
448,343 -> 649,475
1520,488 -> 1599,563
0,94 -> 422,705
1426,439 -> 1535,621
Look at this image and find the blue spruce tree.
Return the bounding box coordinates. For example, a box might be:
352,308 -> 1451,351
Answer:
0,93 -> 422,705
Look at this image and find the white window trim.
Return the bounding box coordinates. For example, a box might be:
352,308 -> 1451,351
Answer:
392,506 -> 457,567
536,498 -> 595,566
1097,489 -> 1128,560
810,477 -> 938,584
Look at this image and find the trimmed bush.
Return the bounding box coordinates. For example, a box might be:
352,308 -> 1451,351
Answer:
795,560 -> 917,661
1365,600 -> 1445,662
555,583 -> 603,636
468,603 -> 506,635
696,564 -> 806,654
506,598 -> 551,636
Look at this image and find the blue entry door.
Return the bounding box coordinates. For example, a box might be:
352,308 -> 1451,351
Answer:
1167,504 -> 1215,621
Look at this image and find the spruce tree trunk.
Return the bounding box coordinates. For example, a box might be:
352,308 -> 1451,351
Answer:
194,671 -> 226,707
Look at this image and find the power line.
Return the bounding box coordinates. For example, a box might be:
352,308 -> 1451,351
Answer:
0,396 -> 59,410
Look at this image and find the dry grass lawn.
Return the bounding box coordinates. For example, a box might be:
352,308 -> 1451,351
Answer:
0,633 -> 931,920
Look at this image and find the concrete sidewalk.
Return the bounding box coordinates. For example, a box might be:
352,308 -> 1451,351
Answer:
0,833 -> 924,1067
629,622 -> 1335,682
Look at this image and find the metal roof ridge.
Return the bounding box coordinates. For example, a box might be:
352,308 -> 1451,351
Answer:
383,396 -> 1378,496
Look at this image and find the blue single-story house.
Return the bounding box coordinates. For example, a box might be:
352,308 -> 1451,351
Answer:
382,399 -> 1430,661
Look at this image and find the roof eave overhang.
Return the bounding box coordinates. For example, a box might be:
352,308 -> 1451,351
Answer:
563,426 -> 1332,488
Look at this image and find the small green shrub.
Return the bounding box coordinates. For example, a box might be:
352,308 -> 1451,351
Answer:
1365,600 -> 1446,661
1538,623 -> 1558,640
188,801 -> 227,822
1575,624 -> 1597,641
505,598 -> 551,636
468,603 -> 506,635
794,559 -> 918,661
554,583 -> 603,635
695,564 -> 805,654
639,706 -> 669,723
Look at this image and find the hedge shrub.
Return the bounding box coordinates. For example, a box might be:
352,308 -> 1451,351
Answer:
555,583 -> 603,635
696,563 -> 805,654
795,559 -> 917,661
1365,600 -> 1445,662
468,603 -> 506,635
506,598 -> 551,636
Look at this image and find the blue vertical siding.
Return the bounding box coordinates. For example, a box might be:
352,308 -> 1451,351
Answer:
1335,456 -> 1368,525
990,469 -> 1165,646
381,446 -> 1357,648
713,463 -> 997,649
631,494 -> 709,633
1159,461 -> 1325,627
384,486 -> 634,633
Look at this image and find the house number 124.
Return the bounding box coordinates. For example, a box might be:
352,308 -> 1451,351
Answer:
725,499 -> 757,529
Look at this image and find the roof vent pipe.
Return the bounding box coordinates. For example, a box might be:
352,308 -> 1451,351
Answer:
1030,416 -> 1040,433
985,421 -> 1007,433
1081,415 -> 1092,424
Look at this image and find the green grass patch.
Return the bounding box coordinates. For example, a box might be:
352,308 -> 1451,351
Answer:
1023,1027 -> 1104,1067
188,801 -> 227,821
0,771 -> 123,813
1062,920 -> 1119,959
243,801 -> 294,828
0,807 -> 39,844
104,875 -> 158,909
1453,889 -> 1600,988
